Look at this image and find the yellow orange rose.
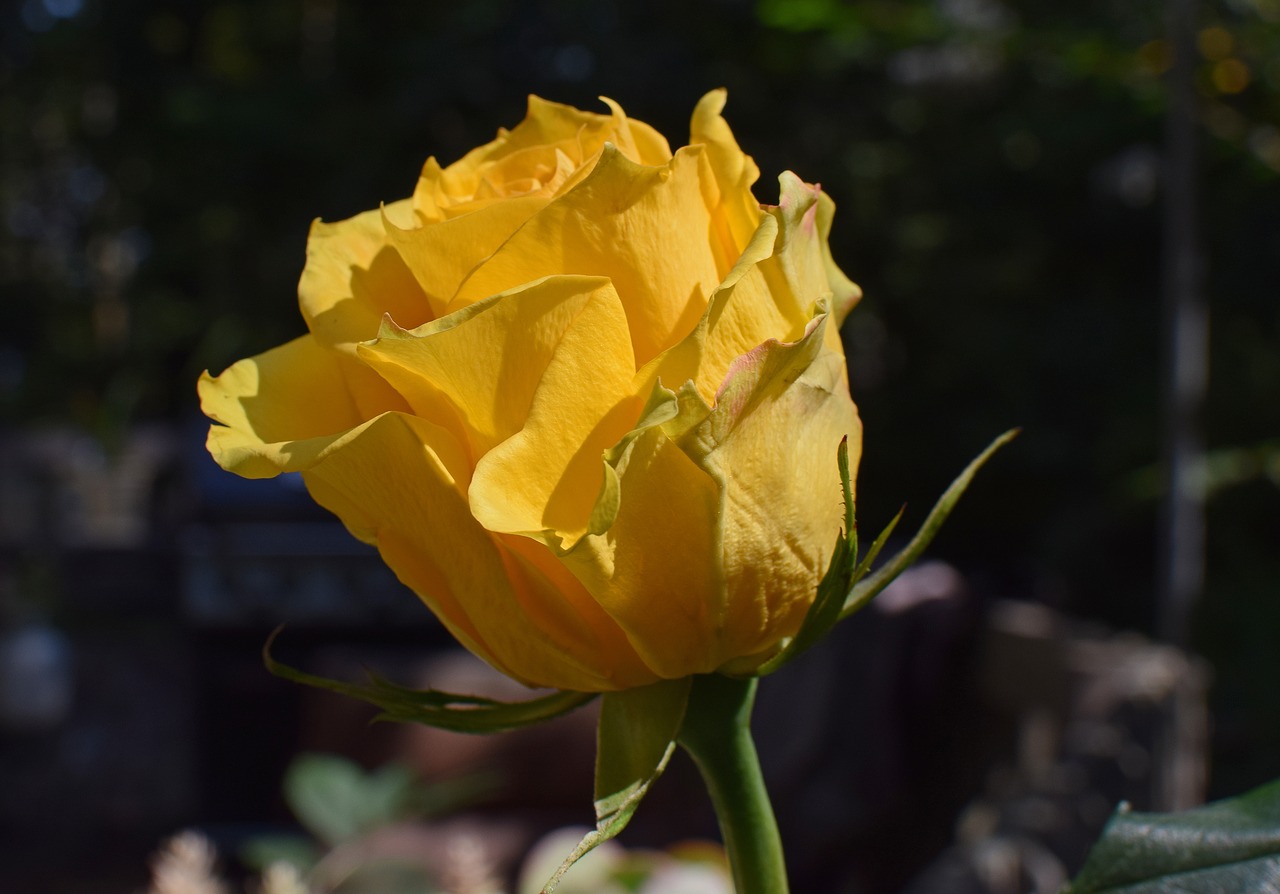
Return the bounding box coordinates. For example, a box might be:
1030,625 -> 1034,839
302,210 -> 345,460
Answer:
199,91 -> 862,692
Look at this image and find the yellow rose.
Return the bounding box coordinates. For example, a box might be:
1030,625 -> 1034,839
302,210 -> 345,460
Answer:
199,91 -> 862,692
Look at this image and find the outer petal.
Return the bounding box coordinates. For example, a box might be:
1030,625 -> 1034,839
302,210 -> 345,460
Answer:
759,173 -> 860,330
296,411 -> 654,691
199,334 -> 411,479
638,174 -> 849,406
450,145 -> 726,366
558,384 -> 728,680
203,337 -> 656,690
679,310 -> 862,669
691,89 -> 764,259
298,200 -> 433,350
814,188 -> 862,324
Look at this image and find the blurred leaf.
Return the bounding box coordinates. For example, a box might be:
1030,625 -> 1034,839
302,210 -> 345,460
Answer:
543,677 -> 692,893
239,833 -> 321,873
757,0 -> 849,32
1122,439 -> 1280,501
284,753 -> 417,847
1067,778 -> 1280,892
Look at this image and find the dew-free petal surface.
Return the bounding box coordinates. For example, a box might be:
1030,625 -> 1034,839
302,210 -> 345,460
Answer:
299,200 -> 432,349
450,145 -> 724,367
468,279 -> 640,545
297,411 -> 645,691
561,417 -> 727,680
358,276 -> 630,465
200,334 -> 409,478
682,313 -> 862,665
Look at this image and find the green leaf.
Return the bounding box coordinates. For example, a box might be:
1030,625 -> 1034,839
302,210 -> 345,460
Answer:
1067,778 -> 1280,893
263,628 -> 596,733
840,428 -> 1018,620
543,677 -> 693,893
754,437 -> 856,675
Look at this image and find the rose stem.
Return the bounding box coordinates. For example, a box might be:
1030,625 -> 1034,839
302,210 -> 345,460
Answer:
677,673 -> 789,894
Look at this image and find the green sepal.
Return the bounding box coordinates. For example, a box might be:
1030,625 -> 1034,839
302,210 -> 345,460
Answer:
840,428 -> 1019,620
754,437 -> 856,675
1066,778 -> 1280,893
263,627 -> 595,734
850,505 -> 903,587
543,677 -> 692,893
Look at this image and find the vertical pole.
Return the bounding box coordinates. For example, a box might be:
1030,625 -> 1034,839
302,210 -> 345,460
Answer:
1157,0 -> 1209,811
1158,0 -> 1207,651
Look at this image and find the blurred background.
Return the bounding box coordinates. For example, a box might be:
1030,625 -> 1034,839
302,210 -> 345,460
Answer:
1,0 -> 1277,891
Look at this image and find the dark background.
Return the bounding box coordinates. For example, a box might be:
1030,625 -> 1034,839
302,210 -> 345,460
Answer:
1,0 -> 1278,891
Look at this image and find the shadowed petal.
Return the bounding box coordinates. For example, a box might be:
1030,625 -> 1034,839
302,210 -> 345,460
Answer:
299,201 -> 433,349
383,195 -> 550,318
199,334 -> 411,479
300,411 -> 654,691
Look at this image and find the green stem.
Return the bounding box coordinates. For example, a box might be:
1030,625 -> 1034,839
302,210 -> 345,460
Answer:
676,674 -> 789,894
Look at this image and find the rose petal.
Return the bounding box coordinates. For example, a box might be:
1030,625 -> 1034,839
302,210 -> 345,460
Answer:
638,173 -> 848,406
681,312 -> 862,666
598,96 -> 674,166
691,89 -> 764,258
412,95 -> 672,222
760,172 -> 861,328
465,278 -> 640,545
199,334 -> 412,479
450,144 -> 725,366
559,385 -> 728,680
298,411 -> 652,691
358,275 -> 634,473
298,201 -> 433,350
814,188 -> 862,324
383,195 -> 550,319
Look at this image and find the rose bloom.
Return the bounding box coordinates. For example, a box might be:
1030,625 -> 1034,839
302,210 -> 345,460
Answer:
199,91 -> 861,692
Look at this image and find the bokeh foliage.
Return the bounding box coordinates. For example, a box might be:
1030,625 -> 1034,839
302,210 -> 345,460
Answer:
2,0 -> 1278,791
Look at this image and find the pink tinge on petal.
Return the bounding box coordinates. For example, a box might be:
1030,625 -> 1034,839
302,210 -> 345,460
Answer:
778,176 -> 819,209
802,190 -> 820,235
714,314 -> 825,409
715,339 -> 773,407
775,175 -> 821,223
